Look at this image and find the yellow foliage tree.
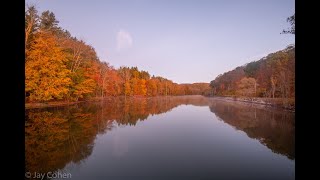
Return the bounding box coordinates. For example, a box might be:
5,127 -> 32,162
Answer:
26,31 -> 71,102
139,79 -> 147,96
124,82 -> 131,96
236,77 -> 257,97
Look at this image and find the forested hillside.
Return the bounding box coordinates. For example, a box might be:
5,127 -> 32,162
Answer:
210,45 -> 295,99
25,6 -> 294,104
25,6 -> 209,103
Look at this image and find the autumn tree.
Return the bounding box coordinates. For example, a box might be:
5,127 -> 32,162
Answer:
118,67 -> 131,96
96,62 -> 110,97
105,68 -> 122,96
139,79 -> 147,96
267,48 -> 294,98
146,78 -> 157,96
236,77 -> 257,97
130,78 -> 139,95
210,67 -> 245,96
41,13 -> 99,101
25,5 -> 39,54
25,31 -> 71,102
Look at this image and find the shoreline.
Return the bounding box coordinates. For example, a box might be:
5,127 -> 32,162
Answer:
25,101 -> 84,109
25,96 -> 153,109
209,96 -> 295,112
25,95 -> 295,112
25,97 -> 106,109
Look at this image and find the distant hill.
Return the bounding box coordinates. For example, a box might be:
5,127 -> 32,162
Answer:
210,45 -> 295,98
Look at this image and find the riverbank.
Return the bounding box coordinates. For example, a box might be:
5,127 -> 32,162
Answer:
25,95 -> 295,111
25,97 -> 105,109
25,96 -> 151,109
25,101 -> 83,109
210,96 -> 295,112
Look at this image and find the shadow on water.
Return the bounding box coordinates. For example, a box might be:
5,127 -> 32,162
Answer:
25,96 -> 294,178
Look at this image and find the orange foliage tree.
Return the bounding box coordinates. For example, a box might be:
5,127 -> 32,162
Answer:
25,31 -> 71,102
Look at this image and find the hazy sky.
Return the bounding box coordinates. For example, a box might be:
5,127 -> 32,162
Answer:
26,0 -> 295,83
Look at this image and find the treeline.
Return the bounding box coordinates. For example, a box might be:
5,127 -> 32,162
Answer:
210,45 -> 295,98
25,6 -> 210,103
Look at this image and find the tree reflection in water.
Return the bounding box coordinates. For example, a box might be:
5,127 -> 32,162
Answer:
209,100 -> 295,160
25,96 -> 294,176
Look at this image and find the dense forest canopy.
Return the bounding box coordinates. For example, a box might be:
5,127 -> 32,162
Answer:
210,45 -> 295,98
25,6 -> 211,103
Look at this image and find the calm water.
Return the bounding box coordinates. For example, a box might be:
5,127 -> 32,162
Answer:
25,96 -> 295,180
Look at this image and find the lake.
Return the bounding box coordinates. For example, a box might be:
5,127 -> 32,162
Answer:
25,95 -> 295,180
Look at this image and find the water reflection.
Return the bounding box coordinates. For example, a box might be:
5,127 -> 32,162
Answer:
25,96 -> 294,179
25,96 -> 207,175
25,105 -> 107,176
209,100 -> 295,160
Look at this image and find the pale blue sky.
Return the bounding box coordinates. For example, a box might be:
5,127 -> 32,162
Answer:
26,0 -> 295,83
